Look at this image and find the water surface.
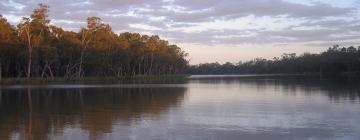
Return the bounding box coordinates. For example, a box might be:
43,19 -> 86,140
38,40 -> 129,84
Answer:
1,76 -> 360,140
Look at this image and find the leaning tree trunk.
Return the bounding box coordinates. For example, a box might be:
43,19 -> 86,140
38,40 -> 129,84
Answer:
78,51 -> 84,78
78,30 -> 90,79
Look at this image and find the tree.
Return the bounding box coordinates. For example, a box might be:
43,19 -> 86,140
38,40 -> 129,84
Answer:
0,16 -> 19,78
0,15 -> 17,79
49,26 -> 81,78
17,4 -> 50,78
146,35 -> 160,74
17,17 -> 32,78
77,16 -> 109,78
0,5 -> 189,79
190,46 -> 360,76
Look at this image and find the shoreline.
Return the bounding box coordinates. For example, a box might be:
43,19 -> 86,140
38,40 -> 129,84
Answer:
0,75 -> 190,85
1,73 -> 359,85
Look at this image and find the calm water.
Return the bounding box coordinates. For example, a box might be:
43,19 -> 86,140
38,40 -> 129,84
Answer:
1,76 -> 360,140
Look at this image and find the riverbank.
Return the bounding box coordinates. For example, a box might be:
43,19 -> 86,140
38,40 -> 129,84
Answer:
0,75 -> 190,85
188,73 -> 360,81
1,73 -> 359,85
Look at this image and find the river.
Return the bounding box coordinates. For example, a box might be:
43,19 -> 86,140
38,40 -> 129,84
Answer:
0,75 -> 359,140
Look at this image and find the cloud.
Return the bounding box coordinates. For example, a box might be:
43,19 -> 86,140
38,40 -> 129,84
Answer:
0,0 -> 359,47
169,0 -> 353,21
129,23 -> 162,31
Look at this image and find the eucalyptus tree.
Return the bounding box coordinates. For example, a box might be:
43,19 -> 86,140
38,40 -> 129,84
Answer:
49,25 -> 81,78
77,17 -> 101,78
77,16 -> 120,77
17,4 -> 50,78
0,15 -> 18,79
0,5 -> 190,79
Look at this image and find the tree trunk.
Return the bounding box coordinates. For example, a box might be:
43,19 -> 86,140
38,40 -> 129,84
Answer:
78,51 -> 84,78
78,30 -> 91,79
47,64 -> 54,78
132,64 -> 136,76
143,56 -> 147,75
27,48 -> 32,78
138,56 -> 144,75
41,63 -> 54,78
148,53 -> 154,75
41,64 -> 47,78
26,24 -> 32,78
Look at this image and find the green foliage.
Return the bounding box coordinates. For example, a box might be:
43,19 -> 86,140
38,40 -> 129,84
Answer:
190,45 -> 360,76
0,4 -> 188,79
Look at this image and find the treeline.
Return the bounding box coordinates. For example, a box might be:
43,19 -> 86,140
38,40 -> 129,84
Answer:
0,4 -> 188,79
189,45 -> 360,75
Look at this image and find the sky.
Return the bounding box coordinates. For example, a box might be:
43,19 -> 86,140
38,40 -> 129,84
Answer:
1,0 -> 360,64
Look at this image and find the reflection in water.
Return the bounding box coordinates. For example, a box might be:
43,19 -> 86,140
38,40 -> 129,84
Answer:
0,76 -> 360,140
187,77 -> 360,140
190,77 -> 360,102
0,86 -> 186,140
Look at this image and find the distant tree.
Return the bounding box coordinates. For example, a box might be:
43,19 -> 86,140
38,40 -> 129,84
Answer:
190,46 -> 360,76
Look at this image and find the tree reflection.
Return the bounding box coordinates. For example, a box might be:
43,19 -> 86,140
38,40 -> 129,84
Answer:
191,76 -> 360,102
0,86 -> 186,140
